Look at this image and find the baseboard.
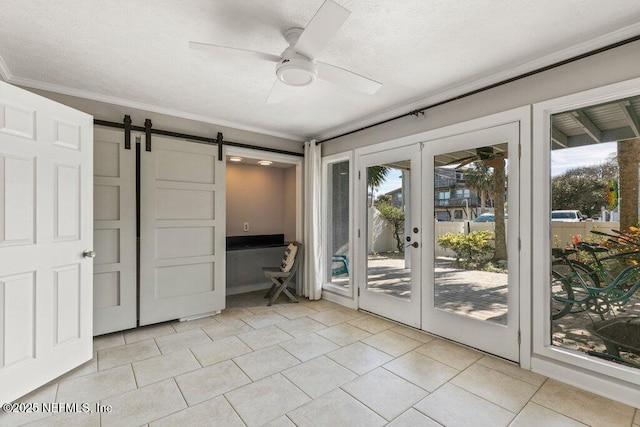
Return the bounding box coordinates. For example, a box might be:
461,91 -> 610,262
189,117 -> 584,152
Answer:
226,282 -> 272,296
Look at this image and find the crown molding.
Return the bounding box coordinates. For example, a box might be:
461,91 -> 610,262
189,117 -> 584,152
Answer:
0,54 -> 12,82
316,23 -> 640,142
4,73 -> 303,142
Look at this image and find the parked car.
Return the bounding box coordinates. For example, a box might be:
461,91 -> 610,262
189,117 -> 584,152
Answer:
473,213 -> 508,222
551,210 -> 586,222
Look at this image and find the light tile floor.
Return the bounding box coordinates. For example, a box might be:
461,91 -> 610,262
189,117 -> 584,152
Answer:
2,291 -> 639,427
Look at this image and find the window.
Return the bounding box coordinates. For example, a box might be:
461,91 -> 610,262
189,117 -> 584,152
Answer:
532,78 -> 640,402
549,95 -> 640,371
322,156 -> 352,295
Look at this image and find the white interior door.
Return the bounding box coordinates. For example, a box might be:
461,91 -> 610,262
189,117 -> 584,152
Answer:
140,135 -> 225,325
93,126 -> 137,335
0,82 -> 93,403
358,144 -> 421,328
423,122 -> 520,362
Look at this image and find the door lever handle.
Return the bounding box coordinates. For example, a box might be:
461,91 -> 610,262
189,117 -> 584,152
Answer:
405,242 -> 419,249
83,250 -> 96,258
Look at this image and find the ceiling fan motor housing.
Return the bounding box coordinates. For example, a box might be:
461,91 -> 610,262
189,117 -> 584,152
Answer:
276,57 -> 317,86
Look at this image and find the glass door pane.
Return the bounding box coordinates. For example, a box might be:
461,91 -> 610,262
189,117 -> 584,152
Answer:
359,145 -> 421,328
366,163 -> 411,299
433,143 -> 509,324
423,122 -> 520,362
326,160 -> 350,288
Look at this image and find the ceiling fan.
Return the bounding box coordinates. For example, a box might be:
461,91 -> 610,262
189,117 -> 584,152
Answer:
189,0 -> 382,103
446,147 -> 508,169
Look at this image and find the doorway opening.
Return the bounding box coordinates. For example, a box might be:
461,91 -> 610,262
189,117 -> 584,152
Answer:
225,148 -> 302,299
356,118 -> 522,362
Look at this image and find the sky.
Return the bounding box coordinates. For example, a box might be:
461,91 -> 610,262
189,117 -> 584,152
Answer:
551,142 -> 617,177
374,168 -> 404,197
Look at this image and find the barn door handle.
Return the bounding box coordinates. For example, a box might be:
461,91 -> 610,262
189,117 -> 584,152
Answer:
83,250 -> 96,258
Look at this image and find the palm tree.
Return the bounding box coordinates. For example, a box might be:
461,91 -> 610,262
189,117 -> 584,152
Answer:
463,162 -> 492,214
367,165 -> 389,207
485,155 -> 507,261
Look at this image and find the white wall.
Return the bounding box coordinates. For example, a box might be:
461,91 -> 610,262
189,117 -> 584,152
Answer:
322,40 -> 640,155
283,167 -> 297,242
227,162 -> 286,236
22,88 -> 304,153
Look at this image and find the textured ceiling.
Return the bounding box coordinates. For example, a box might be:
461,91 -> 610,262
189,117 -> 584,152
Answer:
1,1 -> 640,142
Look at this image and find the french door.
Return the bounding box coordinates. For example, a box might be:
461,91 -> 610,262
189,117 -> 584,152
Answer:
358,144 -> 422,328
356,122 -> 521,362
422,122 -> 520,362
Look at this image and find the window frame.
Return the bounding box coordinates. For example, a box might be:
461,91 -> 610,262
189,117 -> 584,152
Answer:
532,76 -> 640,399
321,152 -> 354,298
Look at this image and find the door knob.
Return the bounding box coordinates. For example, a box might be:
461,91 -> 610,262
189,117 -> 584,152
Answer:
405,242 -> 419,248
83,250 -> 96,258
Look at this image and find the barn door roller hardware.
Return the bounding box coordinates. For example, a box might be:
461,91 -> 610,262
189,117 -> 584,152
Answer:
216,132 -> 223,161
124,115 -> 132,149
93,118 -> 303,157
145,119 -> 152,152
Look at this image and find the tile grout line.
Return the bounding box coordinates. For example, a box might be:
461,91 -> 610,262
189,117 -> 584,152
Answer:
221,394 -> 248,427
338,378 -> 426,423
521,378 -> 594,426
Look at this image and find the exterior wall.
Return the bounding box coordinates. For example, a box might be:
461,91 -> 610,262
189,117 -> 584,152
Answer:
367,208 -> 396,253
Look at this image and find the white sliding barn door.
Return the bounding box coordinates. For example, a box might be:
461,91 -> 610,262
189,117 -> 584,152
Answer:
139,135 -> 225,325
93,127 -> 137,335
0,82 -> 93,403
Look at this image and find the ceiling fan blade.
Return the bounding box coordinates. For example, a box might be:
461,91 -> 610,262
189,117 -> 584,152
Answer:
189,41 -> 280,63
455,157 -> 479,168
443,155 -> 477,167
316,62 -> 382,95
294,0 -> 350,59
266,79 -> 287,104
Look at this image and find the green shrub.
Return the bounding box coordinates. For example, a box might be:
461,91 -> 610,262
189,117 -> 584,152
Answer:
375,197 -> 405,252
437,230 -> 494,268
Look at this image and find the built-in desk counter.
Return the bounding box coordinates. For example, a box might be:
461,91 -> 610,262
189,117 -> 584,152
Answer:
226,234 -> 296,295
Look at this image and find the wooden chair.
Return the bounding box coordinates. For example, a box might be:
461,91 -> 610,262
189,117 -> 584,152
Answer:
263,242 -> 303,306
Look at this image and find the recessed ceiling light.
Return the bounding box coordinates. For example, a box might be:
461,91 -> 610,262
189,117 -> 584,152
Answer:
258,160 -> 273,166
229,156 -> 242,162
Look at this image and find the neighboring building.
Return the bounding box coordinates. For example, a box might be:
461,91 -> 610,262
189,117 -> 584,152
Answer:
433,169 -> 483,221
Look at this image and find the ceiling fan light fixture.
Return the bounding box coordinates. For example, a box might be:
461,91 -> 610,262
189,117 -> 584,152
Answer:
276,58 -> 317,86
